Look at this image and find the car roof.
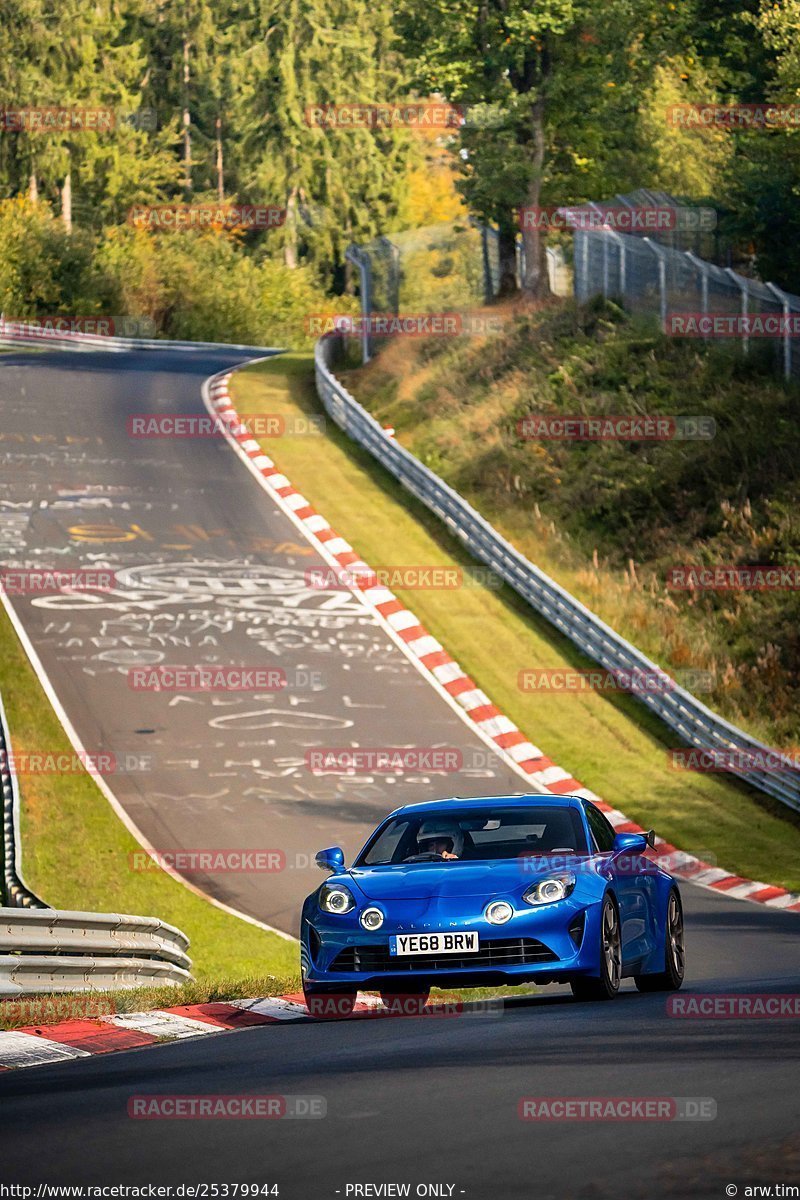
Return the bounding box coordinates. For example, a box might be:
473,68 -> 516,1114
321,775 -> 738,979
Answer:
389,793 -> 586,818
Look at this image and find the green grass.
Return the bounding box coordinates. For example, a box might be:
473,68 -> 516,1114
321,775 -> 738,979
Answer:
231,352 -> 800,892
0,607 -> 299,979
0,974 -> 301,1031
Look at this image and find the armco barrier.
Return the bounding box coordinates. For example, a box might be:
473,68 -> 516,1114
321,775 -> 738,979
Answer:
0,908 -> 191,996
0,911 -> 191,997
0,318 -> 281,356
314,333 -> 800,815
0,908 -> 190,964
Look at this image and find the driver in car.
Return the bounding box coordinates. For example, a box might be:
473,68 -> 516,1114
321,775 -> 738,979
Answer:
413,819 -> 463,861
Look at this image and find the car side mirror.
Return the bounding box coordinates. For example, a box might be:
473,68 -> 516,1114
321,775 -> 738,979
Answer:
315,846 -> 345,873
613,832 -> 648,854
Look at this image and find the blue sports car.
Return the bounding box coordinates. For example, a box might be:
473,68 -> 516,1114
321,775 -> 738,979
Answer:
300,794 -> 685,1015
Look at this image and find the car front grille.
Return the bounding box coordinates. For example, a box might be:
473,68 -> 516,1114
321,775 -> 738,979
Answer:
330,936 -> 558,973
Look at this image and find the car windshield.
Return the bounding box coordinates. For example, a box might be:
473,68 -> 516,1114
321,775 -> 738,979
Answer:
357,805 -> 588,865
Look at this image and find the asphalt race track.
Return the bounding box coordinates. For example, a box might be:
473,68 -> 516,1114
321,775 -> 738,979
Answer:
0,347 -> 521,931
1,885 -> 799,1197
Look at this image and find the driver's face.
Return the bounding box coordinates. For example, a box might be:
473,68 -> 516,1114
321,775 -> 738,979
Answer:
427,839 -> 453,856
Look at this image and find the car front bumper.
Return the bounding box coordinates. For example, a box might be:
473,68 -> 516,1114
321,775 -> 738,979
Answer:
302,895 -> 604,990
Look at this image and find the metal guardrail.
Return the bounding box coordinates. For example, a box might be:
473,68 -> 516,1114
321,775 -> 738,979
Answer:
0,911 -> 191,997
0,319 -> 282,356
0,955 -> 191,995
314,334 -> 800,815
0,909 -> 190,965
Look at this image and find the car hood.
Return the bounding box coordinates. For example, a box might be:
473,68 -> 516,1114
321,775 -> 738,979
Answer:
347,857 -> 588,901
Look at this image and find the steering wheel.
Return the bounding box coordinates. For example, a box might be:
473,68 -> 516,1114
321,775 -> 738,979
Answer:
402,852 -> 447,863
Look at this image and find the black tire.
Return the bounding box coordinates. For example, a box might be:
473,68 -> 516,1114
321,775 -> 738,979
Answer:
302,984 -> 358,1018
570,895 -> 621,1002
379,988 -> 431,1016
634,888 -> 685,993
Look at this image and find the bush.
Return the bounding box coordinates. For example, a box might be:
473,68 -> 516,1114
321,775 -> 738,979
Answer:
1,199 -> 353,349
0,198 -> 97,317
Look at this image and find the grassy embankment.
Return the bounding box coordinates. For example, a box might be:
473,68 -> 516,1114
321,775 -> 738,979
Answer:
343,299 -> 800,753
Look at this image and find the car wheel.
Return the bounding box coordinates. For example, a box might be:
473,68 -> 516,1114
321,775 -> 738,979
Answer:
570,895 -> 621,1002
379,988 -> 431,1016
634,888 -> 685,993
302,984 -> 358,1018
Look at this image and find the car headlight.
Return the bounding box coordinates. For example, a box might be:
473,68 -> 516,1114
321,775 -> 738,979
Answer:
360,907 -> 384,930
319,884 -> 355,914
485,900 -> 514,925
523,873 -> 576,906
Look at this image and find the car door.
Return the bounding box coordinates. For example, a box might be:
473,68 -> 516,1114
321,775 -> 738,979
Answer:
583,802 -> 651,966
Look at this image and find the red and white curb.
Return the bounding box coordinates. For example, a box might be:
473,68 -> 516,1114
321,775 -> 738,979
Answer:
0,994 -> 395,1071
203,368 -> 800,916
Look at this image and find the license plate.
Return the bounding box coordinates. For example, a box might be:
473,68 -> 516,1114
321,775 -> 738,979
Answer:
389,931 -> 480,957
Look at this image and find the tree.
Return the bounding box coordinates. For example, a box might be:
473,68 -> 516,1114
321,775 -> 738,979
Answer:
228,0 -> 411,284
722,0 -> 800,290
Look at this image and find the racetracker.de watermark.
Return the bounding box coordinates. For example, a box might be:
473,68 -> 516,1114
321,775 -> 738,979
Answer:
667,103 -> 800,129
0,107 -> 111,132
7,994 -> 118,1024
517,667 -> 714,695
0,315 -> 156,338
305,565 -> 502,591
305,993 -> 504,1019
0,106 -> 157,132
517,414 -> 715,441
129,850 -> 287,873
514,851 -> 707,878
126,413 -> 324,438
306,313 -> 504,338
0,568 -> 117,595
126,665 -> 324,692
127,1095 -> 326,1120
518,1096 -> 716,1121
668,994 -> 800,1018
667,313 -> 800,338
305,748 -> 464,774
127,204 -> 286,231
519,205 -> 716,232
667,565 -> 800,591
304,102 -> 464,128
0,749 -> 150,775
669,748 -> 800,774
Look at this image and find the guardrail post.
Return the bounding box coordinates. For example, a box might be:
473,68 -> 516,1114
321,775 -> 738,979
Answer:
684,252 -> 710,340
643,237 -> 668,329
766,281 -> 792,380
574,231 -> 590,301
603,230 -> 626,299
726,268 -> 750,356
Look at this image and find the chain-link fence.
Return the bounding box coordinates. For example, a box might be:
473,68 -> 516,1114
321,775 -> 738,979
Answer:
347,219 -> 568,362
574,226 -> 800,381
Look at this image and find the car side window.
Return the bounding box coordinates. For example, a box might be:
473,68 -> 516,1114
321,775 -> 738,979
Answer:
583,802 -> 616,852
